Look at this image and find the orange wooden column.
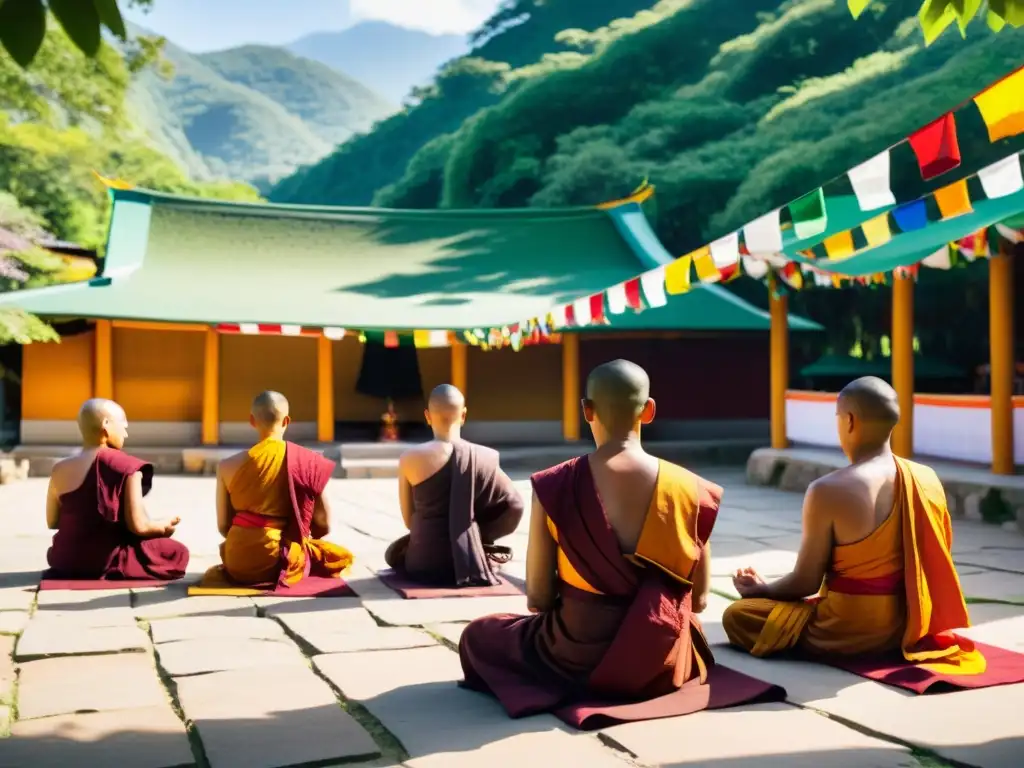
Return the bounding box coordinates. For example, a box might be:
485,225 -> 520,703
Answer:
451,341 -> 467,394
317,334 -> 335,443
990,245 -> 1015,475
201,328 -> 220,445
93,319 -> 113,400
562,333 -> 580,442
769,276 -> 789,450
890,271 -> 915,458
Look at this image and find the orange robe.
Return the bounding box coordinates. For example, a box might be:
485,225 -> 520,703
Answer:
723,456 -> 986,678
200,438 -> 353,592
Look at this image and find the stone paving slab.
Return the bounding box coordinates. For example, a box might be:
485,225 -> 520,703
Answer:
300,626 -> 438,654
149,616 -> 286,644
313,646 -> 626,767
955,548 -> 1024,574
1,704 -> 194,768
711,548 -> 798,578
267,605 -> 379,640
0,585 -> 36,611
254,597 -> 377,619
425,623 -> 467,647
35,588 -> 132,608
0,635 -> 14,704
961,603 -> 1024,651
173,664 -> 378,768
15,619 -> 150,659
17,653 -> 167,720
133,586 -> 256,620
361,595 -> 528,626
602,702 -> 915,767
156,637 -> 307,677
959,570 -> 1024,603
0,611 -> 29,634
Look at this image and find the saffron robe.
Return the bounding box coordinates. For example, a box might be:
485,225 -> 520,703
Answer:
47,448 -> 189,580
385,440 -> 524,587
459,455 -> 723,717
201,438 -> 353,590
723,456 -> 988,677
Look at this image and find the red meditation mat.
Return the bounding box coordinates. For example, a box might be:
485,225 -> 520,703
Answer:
553,665 -> 788,731
825,641 -> 1024,694
376,568 -> 523,599
39,576 -> 181,590
188,574 -> 357,598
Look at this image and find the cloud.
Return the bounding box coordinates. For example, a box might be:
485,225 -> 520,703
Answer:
350,0 -> 502,35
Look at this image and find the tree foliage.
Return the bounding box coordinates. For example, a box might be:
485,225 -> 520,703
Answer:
850,0 -> 1024,44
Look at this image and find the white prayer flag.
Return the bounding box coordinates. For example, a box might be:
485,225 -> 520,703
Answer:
428,330 -> 449,347
239,323 -> 260,335
978,154 -> 1023,199
813,270 -> 833,287
709,232 -> 740,268
921,245 -> 954,270
743,209 -> 783,253
640,266 -> 667,308
606,282 -> 627,314
741,256 -> 769,279
996,223 -> 1024,244
572,297 -> 592,326
322,327 -> 346,340
280,325 -> 302,336
848,151 -> 896,211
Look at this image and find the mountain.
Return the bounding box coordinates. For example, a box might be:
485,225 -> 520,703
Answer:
287,22 -> 468,104
128,33 -> 395,188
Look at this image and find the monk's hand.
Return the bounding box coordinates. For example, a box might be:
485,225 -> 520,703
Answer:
161,517 -> 181,537
732,568 -> 766,598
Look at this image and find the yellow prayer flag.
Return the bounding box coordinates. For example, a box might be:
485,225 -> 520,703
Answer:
973,67 -> 1024,142
823,230 -> 855,259
861,213 -> 892,248
934,179 -> 974,219
413,330 -> 431,348
664,254 -> 692,295
692,248 -> 720,283
831,274 -> 844,288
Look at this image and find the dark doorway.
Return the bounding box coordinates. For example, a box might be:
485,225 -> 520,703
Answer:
0,343 -> 22,449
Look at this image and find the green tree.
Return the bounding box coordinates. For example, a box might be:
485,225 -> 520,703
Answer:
850,0 -> 1023,43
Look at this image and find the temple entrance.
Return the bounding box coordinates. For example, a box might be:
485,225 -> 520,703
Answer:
350,340 -> 430,443
0,342 -> 21,449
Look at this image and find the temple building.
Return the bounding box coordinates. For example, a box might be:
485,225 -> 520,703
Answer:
1,188 -> 819,447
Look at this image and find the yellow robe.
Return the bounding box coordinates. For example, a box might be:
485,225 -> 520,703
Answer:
723,456 -> 986,677
200,437 -> 353,593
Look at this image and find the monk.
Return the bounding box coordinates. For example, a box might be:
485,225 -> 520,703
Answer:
459,360 -> 722,717
723,376 -> 985,676
201,391 -> 353,590
384,384 -> 524,586
46,399 -> 189,580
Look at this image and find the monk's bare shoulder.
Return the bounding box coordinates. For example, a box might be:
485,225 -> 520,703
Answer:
805,469 -> 867,514
49,452 -> 93,493
217,451 -> 249,484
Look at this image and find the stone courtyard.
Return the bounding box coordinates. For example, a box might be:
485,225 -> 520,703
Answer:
0,464 -> 1022,768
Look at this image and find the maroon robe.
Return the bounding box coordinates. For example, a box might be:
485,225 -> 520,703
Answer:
47,448 -> 189,581
459,456 -> 785,728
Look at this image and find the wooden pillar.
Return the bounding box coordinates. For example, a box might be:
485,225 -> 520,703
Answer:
201,328 -> 219,446
93,319 -> 113,400
769,276 -> 789,450
451,342 -> 467,394
990,246 -> 1015,475
562,333 -> 580,442
317,334 -> 335,443
891,272 -> 915,458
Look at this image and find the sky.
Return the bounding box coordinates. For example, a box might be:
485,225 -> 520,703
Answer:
122,0 -> 503,51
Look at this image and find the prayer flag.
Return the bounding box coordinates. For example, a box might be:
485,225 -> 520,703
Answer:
934,179 -> 973,219
322,327 -> 346,340
589,293 -> 607,324
384,331 -> 399,348
624,277 -> 643,310
823,230 -> 855,259
812,269 -> 832,287
921,245 -> 955,269
789,188 -> 828,240
779,262 -> 804,290
908,113 -> 961,180
743,209 -> 783,253
848,151 -> 897,210
573,296 -> 592,326
978,153 -> 1024,198
741,256 -> 769,279
413,330 -> 431,348
606,282 -> 627,314
861,213 -> 892,247
892,200 -> 928,232
996,223 -> 1024,244
640,266 -> 667,307
664,255 -> 692,295
563,304 -> 577,327
693,249 -> 721,283
710,231 -> 740,268
973,67 -> 1024,142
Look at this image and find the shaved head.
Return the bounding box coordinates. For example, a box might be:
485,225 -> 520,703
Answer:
78,398 -> 127,448
428,384 -> 465,414
837,376 -> 900,450
251,390 -> 289,428
585,360 -> 651,436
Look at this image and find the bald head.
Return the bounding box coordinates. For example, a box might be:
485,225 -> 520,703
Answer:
428,384 -> 465,414
585,360 -> 651,436
837,376 -> 900,446
78,398 -> 127,447
251,390 -> 290,429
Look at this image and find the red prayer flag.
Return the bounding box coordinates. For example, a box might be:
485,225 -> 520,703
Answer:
908,113 -> 961,180
384,331 -> 399,348
589,293 -> 606,324
624,278 -> 643,310
564,305 -> 576,327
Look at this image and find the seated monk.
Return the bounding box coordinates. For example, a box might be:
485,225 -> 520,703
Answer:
46,399 -> 189,580
384,384 -> 524,586
723,376 -> 985,676
459,361 -> 721,717
201,391 -> 354,589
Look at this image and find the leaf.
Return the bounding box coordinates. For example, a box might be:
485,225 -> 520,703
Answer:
847,0 -> 874,19
0,0 -> 47,67
48,0 -> 102,57
952,0 -> 984,33
93,0 -> 126,40
918,0 -> 958,44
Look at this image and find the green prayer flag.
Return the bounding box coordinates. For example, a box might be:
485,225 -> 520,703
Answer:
789,188 -> 828,240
